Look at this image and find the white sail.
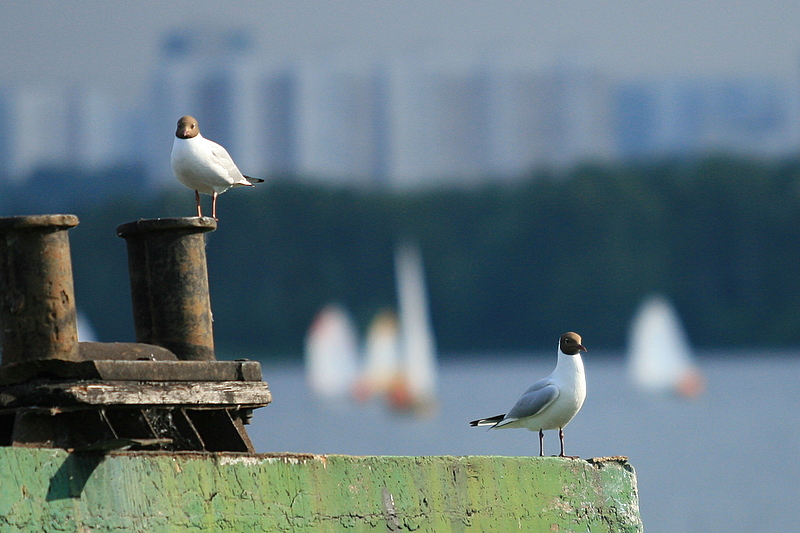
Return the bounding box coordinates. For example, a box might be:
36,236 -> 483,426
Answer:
353,310 -> 401,402
627,294 -> 704,398
304,303 -> 360,399
391,240 -> 438,411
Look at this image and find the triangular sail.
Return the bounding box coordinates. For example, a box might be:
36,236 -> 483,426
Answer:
391,240 -> 438,411
304,303 -> 360,399
627,294 -> 704,398
352,309 -> 401,402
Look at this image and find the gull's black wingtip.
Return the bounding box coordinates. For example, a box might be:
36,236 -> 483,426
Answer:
470,414 -> 506,427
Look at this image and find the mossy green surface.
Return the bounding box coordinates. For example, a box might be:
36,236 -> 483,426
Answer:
0,447 -> 641,532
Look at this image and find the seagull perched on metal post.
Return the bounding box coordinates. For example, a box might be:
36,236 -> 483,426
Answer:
470,332 -> 587,458
170,115 -> 264,220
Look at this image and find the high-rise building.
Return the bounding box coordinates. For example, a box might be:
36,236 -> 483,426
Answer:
2,85 -> 72,181
615,77 -> 800,158
291,52 -> 386,185
488,60 -> 617,177
0,84 -> 131,182
382,52 -> 492,187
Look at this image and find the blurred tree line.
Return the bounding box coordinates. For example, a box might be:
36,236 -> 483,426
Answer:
6,155 -> 800,356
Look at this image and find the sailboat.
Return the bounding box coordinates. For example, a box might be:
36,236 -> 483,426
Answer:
627,294 -> 705,398
387,240 -> 438,413
352,309 -> 401,403
304,303 -> 360,400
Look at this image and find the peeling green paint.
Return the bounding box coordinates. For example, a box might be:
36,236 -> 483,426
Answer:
0,448 -> 642,532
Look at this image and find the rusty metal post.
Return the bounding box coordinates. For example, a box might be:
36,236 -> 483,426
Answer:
116,217 -> 217,361
0,215 -> 80,365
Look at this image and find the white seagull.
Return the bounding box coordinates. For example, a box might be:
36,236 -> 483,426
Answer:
170,115 -> 264,220
470,332 -> 587,458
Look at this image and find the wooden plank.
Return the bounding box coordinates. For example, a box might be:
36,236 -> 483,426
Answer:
0,381 -> 272,408
66,381 -> 273,407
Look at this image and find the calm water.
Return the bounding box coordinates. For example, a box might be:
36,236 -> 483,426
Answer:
244,352 -> 800,533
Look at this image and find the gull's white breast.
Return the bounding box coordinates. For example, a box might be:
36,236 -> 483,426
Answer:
516,353 -> 586,431
171,136 -> 237,195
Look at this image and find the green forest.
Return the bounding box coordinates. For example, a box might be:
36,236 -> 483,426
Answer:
6,155 -> 800,357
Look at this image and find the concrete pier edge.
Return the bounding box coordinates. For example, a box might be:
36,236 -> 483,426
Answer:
0,447 -> 642,532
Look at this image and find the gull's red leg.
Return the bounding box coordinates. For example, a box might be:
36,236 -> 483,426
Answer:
195,190 -> 203,217
558,428 -> 578,458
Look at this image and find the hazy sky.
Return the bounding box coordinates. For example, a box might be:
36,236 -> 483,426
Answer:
2,1 -> 800,106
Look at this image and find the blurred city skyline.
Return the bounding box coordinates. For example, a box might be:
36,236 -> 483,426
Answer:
2,2 -> 800,190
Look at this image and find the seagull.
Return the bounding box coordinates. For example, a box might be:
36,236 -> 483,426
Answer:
470,332 -> 587,458
170,115 -> 264,220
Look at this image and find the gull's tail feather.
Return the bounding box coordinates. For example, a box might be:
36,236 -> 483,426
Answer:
234,176 -> 265,188
470,414 -> 506,427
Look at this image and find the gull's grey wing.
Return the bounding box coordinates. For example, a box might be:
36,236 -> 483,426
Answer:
208,140 -> 245,181
505,379 -> 559,420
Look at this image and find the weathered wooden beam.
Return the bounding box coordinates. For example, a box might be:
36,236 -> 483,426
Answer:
69,381 -> 272,407
0,380 -> 272,409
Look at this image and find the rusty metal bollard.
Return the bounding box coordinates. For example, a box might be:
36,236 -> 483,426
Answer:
0,215 -> 81,365
117,217 -> 217,361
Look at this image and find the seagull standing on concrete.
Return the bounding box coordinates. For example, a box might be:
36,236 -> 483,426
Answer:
170,115 -> 264,220
470,332 -> 587,458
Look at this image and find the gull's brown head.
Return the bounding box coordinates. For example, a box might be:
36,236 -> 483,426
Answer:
175,115 -> 200,139
560,332 -> 587,355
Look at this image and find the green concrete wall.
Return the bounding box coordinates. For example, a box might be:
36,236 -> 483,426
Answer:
0,448 -> 641,532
